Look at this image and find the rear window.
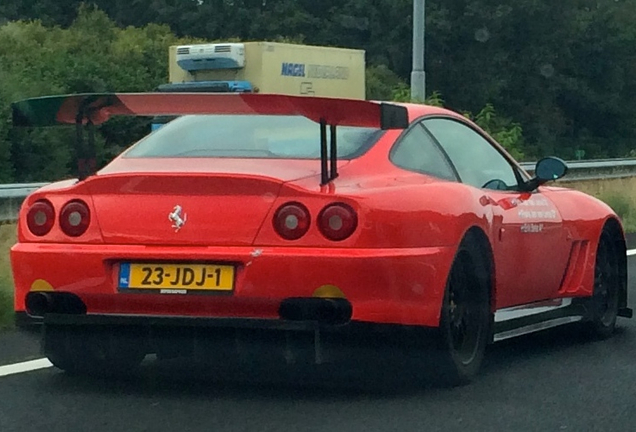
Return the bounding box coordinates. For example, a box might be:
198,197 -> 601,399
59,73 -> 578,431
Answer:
124,115 -> 382,159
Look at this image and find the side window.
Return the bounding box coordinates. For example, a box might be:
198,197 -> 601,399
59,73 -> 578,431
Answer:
423,118 -> 518,190
390,124 -> 456,181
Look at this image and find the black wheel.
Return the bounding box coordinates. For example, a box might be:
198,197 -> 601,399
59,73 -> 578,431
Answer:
436,235 -> 491,385
43,325 -> 147,376
586,230 -> 620,339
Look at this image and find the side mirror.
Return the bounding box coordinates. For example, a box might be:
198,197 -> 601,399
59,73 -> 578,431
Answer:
521,156 -> 568,192
535,156 -> 568,182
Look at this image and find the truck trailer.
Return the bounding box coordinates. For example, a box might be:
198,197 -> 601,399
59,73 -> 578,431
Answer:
161,41 -> 366,99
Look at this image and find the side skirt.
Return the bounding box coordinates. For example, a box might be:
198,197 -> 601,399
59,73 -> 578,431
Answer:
492,298 -> 588,343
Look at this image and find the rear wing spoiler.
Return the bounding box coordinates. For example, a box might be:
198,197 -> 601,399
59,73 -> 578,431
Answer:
11,93 -> 409,183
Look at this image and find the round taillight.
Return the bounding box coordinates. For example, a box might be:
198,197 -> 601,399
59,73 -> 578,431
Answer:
59,200 -> 91,237
273,202 -> 310,240
318,203 -> 358,241
26,200 -> 55,237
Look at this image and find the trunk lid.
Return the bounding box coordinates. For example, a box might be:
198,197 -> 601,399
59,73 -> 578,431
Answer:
88,158 -> 333,245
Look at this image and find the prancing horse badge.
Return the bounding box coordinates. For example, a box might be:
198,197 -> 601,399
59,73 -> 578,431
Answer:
168,205 -> 187,232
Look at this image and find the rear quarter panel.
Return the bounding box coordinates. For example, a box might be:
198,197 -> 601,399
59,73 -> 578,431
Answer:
276,172 -> 497,250
346,179 -> 495,249
541,185 -> 624,299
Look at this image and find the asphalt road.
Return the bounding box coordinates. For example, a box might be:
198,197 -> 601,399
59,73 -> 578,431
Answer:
1,260 -> 636,432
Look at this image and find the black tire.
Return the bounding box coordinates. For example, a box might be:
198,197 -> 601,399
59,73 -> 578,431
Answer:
43,325 -> 147,376
585,229 -> 620,339
435,234 -> 491,386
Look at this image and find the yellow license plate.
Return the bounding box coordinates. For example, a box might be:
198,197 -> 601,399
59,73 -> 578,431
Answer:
119,263 -> 235,291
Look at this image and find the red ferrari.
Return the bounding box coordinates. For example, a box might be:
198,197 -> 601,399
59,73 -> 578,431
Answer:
10,93 -> 632,384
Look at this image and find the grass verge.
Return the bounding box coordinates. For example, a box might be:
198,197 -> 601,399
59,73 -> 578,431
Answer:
0,224 -> 16,329
560,177 -> 636,233
599,194 -> 636,233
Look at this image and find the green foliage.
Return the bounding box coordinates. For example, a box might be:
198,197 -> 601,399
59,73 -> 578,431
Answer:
390,85 -> 445,108
389,83 -> 411,103
602,194 -> 632,221
11,129 -> 75,182
0,224 -> 15,329
464,104 -> 525,160
0,6 -> 197,181
0,99 -> 14,183
423,91 -> 444,108
0,286 -> 11,329
365,65 -> 405,101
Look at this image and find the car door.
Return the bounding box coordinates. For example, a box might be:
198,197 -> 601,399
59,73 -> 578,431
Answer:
422,117 -> 571,308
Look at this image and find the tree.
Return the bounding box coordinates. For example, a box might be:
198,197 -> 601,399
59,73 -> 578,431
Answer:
0,6 -> 197,181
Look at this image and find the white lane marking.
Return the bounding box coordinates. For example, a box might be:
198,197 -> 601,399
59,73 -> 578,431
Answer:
0,248 -> 634,379
0,358 -> 52,378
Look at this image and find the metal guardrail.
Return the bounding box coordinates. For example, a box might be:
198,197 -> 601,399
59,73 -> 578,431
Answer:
1,158 -> 636,223
0,183 -> 48,224
0,183 -> 49,198
520,158 -> 636,181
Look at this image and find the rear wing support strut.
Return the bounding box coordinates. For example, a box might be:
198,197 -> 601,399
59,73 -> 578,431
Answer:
319,120 -> 340,185
75,108 -> 97,181
330,124 -> 337,183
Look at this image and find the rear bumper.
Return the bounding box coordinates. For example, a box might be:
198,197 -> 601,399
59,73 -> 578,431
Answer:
12,242 -> 455,327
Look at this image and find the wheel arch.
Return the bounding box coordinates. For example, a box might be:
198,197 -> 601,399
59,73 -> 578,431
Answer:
462,226 -> 496,314
602,217 -> 628,310
436,225 -> 495,381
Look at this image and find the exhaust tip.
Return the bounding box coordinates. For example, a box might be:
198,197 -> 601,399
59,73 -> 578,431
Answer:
279,298 -> 352,325
25,292 -> 53,317
25,292 -> 87,317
